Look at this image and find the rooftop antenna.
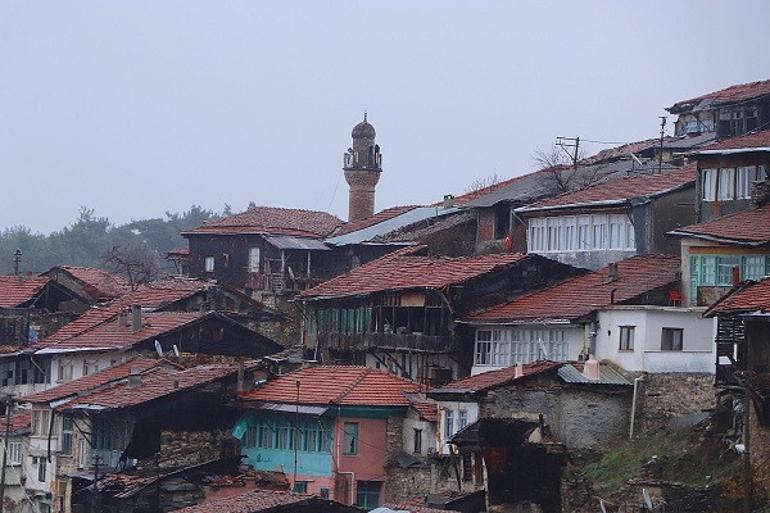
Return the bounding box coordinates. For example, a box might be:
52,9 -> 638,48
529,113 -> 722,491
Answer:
658,116 -> 667,174
12,249 -> 22,276
363,109 -> 367,122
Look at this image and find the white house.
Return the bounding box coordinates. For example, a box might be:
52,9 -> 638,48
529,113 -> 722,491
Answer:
595,305 -> 715,373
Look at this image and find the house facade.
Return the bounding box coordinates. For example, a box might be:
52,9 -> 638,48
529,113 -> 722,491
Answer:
516,166 -> 696,270
298,247 -> 581,382
234,366 -> 437,509
463,255 -> 682,375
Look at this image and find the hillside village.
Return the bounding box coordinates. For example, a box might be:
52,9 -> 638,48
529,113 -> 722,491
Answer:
2,78 -> 770,513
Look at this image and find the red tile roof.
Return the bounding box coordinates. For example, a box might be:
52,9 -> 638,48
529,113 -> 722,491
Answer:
331,205 -> 419,236
20,357 -> 167,404
300,246 -> 528,299
240,366 -> 420,407
434,361 -> 562,393
1,411 -> 31,435
466,254 -> 681,323
410,401 -> 438,422
517,165 -> 695,212
0,276 -> 50,308
707,278 -> 770,315
696,129 -> 770,153
667,79 -> 770,114
42,279 -> 208,345
173,489 -> 308,513
37,311 -> 206,351
670,203 -> 770,245
60,364 -> 237,411
182,206 -> 341,238
46,266 -> 130,300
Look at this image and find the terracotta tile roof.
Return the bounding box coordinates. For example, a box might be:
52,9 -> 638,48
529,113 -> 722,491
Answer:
670,203 -> 770,245
667,79 -> 770,114
46,266 -> 130,300
20,357 -> 167,404
300,246 -> 528,299
42,279 -> 208,345
433,360 -> 562,394
0,276 -> 50,308
409,401 -> 438,422
465,254 -> 681,323
60,364 -> 237,411
331,205 -> 419,236
240,365 -> 420,407
695,128 -> 770,153
173,489 -> 309,513
182,206 -> 341,238
707,278 -> 770,315
517,165 -> 695,213
1,411 -> 31,435
36,311 -> 206,351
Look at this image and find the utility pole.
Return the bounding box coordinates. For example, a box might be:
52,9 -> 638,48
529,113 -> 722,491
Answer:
743,382 -> 753,513
91,454 -> 100,513
556,136 -> 581,177
0,395 -> 14,513
293,380 -> 300,491
12,249 -> 21,277
658,116 -> 667,174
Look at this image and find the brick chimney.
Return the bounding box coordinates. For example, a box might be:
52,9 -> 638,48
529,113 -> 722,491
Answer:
127,368 -> 142,388
582,356 -> 600,381
131,304 -> 142,332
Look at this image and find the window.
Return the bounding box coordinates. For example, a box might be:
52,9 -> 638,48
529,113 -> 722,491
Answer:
343,422 -> 358,455
77,439 -> 88,469
577,216 -> 590,250
474,330 -> 492,365
702,169 -> 716,201
619,326 -> 635,351
355,481 -> 381,509
717,256 -> 741,286
444,410 -> 455,437
92,417 -> 112,450
459,410 -> 468,430
204,256 -> 215,272
744,256 -> 765,281
718,168 -> 735,200
609,220 -> 622,249
243,426 -> 257,448
32,410 -> 51,437
7,441 -> 21,465
38,457 -> 47,482
462,453 -> 473,482
319,488 -> 330,499
61,416 -> 73,455
564,221 -> 576,251
413,428 -> 422,454
258,421 -> 273,449
83,359 -> 99,377
57,360 -> 73,383
293,481 -> 309,493
592,220 -> 605,249
661,328 -> 683,351
248,247 -> 260,273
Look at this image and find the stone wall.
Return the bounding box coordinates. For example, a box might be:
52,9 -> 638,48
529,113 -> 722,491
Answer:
153,430 -> 231,471
384,465 -> 433,503
637,373 -> 714,433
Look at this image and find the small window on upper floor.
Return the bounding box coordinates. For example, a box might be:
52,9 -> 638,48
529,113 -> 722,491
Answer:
204,256 -> 215,272
702,169 -> 717,201
619,326 -> 635,351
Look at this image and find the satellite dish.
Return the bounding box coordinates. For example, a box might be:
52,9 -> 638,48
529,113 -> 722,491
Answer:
154,340 -> 163,357
642,488 -> 653,510
173,345 -> 181,358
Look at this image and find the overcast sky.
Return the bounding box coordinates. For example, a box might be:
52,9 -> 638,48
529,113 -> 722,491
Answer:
2,1 -> 769,233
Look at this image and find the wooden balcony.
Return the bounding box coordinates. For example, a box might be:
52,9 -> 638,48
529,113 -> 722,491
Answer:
318,332 -> 460,353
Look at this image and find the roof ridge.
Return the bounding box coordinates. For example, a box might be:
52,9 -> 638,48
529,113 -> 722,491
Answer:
332,367 -> 371,403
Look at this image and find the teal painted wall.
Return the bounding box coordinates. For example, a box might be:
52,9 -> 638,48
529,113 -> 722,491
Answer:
234,411 -> 334,477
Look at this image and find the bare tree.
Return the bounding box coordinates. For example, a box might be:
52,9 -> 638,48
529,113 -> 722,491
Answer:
531,145 -> 606,194
103,243 -> 164,289
464,173 -> 503,194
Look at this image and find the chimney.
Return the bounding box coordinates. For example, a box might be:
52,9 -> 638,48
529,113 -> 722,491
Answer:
131,304 -> 142,332
607,262 -> 619,282
443,194 -> 455,209
127,368 -> 142,388
117,312 -> 127,328
582,356 -> 600,381
514,362 -> 524,379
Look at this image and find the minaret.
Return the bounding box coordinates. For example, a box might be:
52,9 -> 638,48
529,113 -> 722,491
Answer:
343,112 -> 382,221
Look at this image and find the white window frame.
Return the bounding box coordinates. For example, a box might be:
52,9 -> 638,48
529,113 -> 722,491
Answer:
248,247 -> 261,273
7,440 -> 22,465
702,169 -> 716,201
204,256 -> 215,272
77,438 -> 88,469
718,168 -> 736,200
474,330 -> 492,365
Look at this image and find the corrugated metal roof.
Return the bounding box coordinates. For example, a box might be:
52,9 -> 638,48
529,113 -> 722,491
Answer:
324,206 -> 459,246
557,364 -> 631,386
263,235 -> 330,251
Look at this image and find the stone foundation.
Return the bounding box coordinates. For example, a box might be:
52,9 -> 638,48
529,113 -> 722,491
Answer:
637,373 -> 714,433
